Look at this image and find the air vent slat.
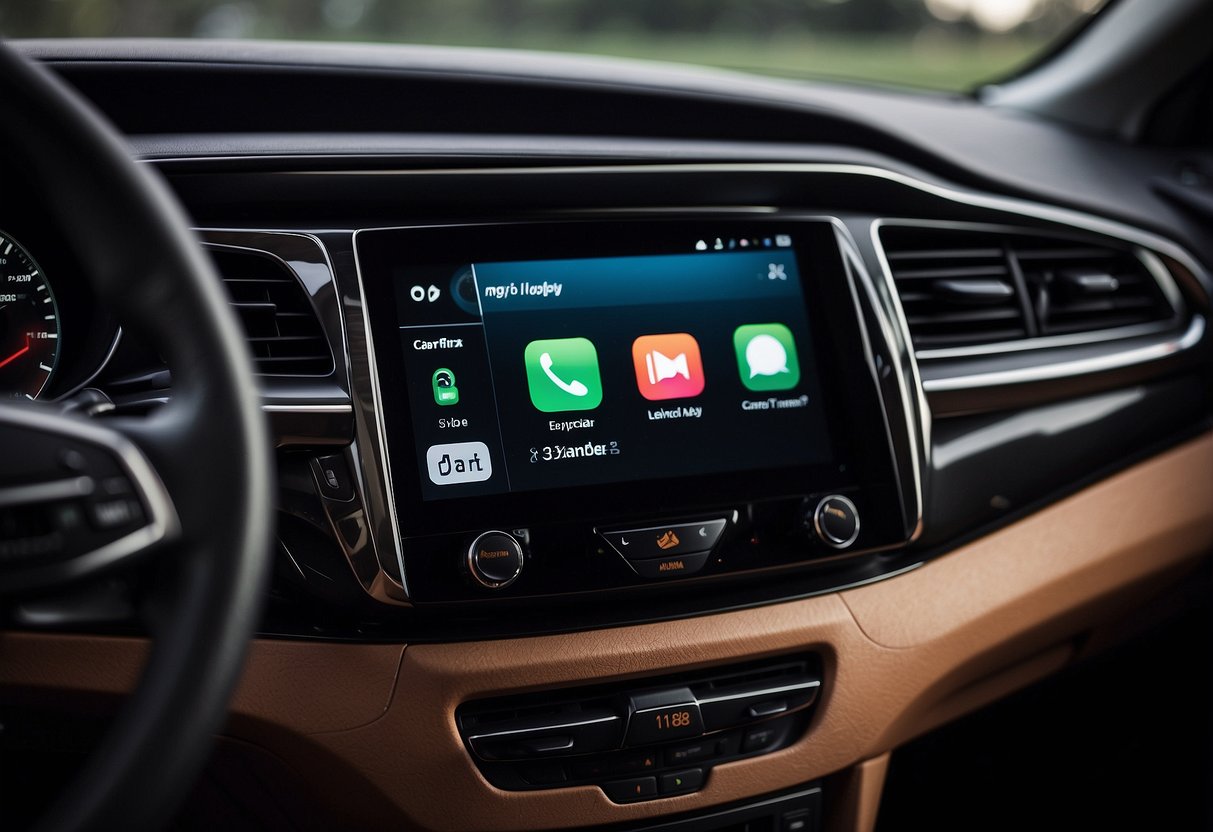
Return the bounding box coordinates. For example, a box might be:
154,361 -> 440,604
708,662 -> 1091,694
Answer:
905,308 -> 1022,326
911,329 -> 1028,347
1013,247 -> 1116,261
887,247 -> 1004,262
892,265 -> 1009,281
882,225 -> 1176,351
209,248 -> 334,377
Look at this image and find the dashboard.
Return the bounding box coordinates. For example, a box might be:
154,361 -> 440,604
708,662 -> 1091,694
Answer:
2,37 -> 1213,832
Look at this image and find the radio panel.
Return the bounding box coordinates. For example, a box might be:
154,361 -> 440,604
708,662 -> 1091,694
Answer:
352,217 -> 917,604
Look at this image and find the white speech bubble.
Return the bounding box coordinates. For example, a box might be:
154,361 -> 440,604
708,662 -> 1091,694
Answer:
745,334 -> 790,377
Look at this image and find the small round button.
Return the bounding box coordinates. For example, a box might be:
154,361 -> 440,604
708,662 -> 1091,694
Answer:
813,495 -> 860,549
467,530 -> 524,589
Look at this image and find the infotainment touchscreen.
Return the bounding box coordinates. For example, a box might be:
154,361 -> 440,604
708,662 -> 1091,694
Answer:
385,235 -> 832,502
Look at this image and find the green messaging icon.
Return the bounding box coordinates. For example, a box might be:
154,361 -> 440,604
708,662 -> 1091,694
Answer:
733,323 -> 800,392
524,337 -> 603,412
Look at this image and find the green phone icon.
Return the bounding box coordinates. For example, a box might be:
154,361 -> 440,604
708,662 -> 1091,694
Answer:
432,368 -> 459,406
734,323 -> 800,392
524,338 -> 603,412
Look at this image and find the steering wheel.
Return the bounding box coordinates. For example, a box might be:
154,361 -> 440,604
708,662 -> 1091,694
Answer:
0,42 -> 273,832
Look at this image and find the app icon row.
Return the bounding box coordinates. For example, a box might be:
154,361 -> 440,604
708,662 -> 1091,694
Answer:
522,324 -> 800,413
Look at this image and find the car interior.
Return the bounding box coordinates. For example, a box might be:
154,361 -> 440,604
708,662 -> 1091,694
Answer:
1,0 -> 1212,829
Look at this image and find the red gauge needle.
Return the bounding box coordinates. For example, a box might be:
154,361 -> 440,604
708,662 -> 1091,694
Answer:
0,337 -> 30,369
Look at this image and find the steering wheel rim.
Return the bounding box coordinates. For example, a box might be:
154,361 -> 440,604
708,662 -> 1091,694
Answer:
0,41 -> 273,832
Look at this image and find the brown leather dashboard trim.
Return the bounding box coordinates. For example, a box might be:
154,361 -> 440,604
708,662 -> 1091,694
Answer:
0,637 -> 405,736
2,433 -> 1211,830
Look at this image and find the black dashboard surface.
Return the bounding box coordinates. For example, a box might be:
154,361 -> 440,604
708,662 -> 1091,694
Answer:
15,39 -> 1213,267
7,39 -> 1211,641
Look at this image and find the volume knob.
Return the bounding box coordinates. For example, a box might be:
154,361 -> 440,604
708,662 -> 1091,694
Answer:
812,495 -> 860,549
466,530 -> 524,589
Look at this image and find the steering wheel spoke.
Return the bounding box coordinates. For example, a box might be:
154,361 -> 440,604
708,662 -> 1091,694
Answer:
0,401 -> 177,595
0,37 -> 271,832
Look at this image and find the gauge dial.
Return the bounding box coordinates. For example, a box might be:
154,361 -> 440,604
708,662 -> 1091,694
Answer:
0,231 -> 61,399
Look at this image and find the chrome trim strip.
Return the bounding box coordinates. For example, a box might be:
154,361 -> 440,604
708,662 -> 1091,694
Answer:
261,404 -> 353,413
696,679 -> 821,706
922,314 -> 1206,392
832,220 -> 929,542
467,714 -> 621,742
350,230 -> 411,601
915,319 -> 1178,359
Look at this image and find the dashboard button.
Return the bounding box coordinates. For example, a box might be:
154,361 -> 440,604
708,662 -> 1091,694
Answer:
630,551 -> 709,579
741,724 -> 779,753
603,777 -> 657,803
311,453 -> 355,502
613,751 -> 661,775
812,495 -> 859,549
600,518 -> 726,560
466,531 -> 523,589
666,740 -> 713,767
520,762 -> 566,786
659,768 -> 704,795
626,688 -> 704,746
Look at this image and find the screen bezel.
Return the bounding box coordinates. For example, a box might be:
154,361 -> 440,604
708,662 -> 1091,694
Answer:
357,218 -> 901,538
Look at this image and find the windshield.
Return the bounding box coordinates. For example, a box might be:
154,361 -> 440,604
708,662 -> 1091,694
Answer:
4,0 -> 1107,92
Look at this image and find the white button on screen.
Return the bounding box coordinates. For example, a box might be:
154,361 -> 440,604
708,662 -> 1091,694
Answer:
426,441 -> 493,485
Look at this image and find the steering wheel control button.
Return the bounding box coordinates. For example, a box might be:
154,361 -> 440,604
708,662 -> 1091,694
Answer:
600,518 -> 727,560
86,497 -> 144,531
603,776 -> 657,803
659,768 -> 705,795
466,531 -> 524,589
631,551 -> 710,579
311,453 -> 355,502
813,495 -> 859,549
625,688 -> 704,747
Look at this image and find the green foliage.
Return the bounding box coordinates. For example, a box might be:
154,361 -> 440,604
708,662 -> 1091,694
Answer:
0,0 -> 1098,91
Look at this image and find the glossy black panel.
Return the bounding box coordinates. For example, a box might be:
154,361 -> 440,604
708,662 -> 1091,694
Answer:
922,376 -> 1211,547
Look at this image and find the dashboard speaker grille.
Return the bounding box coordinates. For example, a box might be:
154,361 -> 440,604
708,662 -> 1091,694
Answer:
209,247 -> 334,376
880,225 -> 1177,352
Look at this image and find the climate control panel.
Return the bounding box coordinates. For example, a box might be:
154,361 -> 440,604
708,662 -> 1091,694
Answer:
456,655 -> 820,803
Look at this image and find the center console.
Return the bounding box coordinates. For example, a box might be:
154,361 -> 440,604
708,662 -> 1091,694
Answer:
326,215 -> 921,607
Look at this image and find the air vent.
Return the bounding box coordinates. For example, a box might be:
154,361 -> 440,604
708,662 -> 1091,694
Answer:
881,225 -> 1178,352
1013,240 -> 1174,337
209,247 -> 334,376
882,227 -> 1028,349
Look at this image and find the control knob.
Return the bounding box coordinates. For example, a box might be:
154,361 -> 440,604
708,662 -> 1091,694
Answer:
466,530 -> 525,589
810,495 -> 860,549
